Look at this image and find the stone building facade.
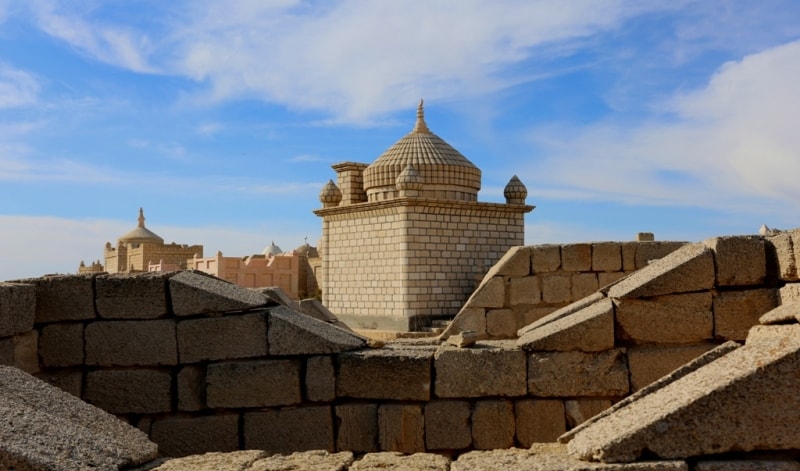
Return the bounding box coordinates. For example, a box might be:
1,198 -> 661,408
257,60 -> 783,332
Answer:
315,101 -> 534,331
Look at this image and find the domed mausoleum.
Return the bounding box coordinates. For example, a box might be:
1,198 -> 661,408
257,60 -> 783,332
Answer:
314,101 -> 534,331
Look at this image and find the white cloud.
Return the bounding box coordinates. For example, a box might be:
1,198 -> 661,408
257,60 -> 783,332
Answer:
0,64 -> 39,107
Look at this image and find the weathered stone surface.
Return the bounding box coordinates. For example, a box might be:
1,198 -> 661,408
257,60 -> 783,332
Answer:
337,348 -> 432,401
336,403 -> 379,453
561,341 -> 741,444
434,341 -> 526,397
446,330 -> 479,347
518,298 -> 614,352
486,245 -> 531,278
0,337 -> 11,366
0,365 -> 157,470
306,355 -> 335,402
562,243 -> 592,272
608,243 -> 715,298
568,325 -> 800,463
351,452 -> 450,471
628,343 -> 717,391
779,283 -> 800,303
634,242 -> 686,270
425,400 -> 471,450
0,283 -> 34,337
177,365 -> 205,411
35,370 -> 83,398
572,273 -> 599,300
532,244 -> 562,273
566,398 -> 612,428
96,272 -> 172,319
15,275 -> 96,323
453,446 -> 688,470
519,292 -> 606,336
542,274 -> 572,303
250,450 -> 354,471
622,243 -> 638,271
759,302 -> 800,325
593,242 -> 622,272
766,231 -> 798,282
169,270 -> 267,316
614,292 -> 713,344
694,460 -> 800,471
486,309 -> 518,338
206,359 -> 301,408
599,271 -> 629,288
516,399 -> 566,447
529,349 -> 629,397
13,330 -> 38,373
177,311 -> 267,363
714,289 -> 779,341
704,236 -> 766,286
378,404 -> 425,453
39,322 -> 84,367
85,368 -> 172,414
472,400 -> 515,450
86,319 -> 177,366
519,306 -> 560,328
440,307 -> 487,339
268,306 -> 366,355
151,414 -> 239,457
245,406 -> 334,454
509,276 -> 541,306
153,450 -> 268,471
469,276 -> 506,308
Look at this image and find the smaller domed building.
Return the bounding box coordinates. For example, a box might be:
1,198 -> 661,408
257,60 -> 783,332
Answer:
315,100 -> 534,331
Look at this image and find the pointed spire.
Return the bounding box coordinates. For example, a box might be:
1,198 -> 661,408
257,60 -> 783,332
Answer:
137,207 -> 145,228
412,98 -> 430,134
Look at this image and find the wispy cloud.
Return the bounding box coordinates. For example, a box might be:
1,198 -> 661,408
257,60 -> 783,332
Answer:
0,64 -> 39,108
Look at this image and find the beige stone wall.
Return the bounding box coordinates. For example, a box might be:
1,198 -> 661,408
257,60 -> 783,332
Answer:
104,241 -> 202,273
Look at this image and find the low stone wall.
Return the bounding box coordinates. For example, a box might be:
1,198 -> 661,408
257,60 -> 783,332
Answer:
441,240 -> 686,339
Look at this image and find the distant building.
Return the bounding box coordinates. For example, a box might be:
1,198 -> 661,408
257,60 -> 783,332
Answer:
314,100 -> 534,331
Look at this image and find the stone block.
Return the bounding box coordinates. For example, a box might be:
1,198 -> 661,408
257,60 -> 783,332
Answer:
571,273 -> 599,300
518,292 -> 605,337
714,289 -> 779,341
628,343 -> 717,391
592,242 -> 622,272
250,450 -> 355,470
518,306 -> 558,329
39,322 -> 84,367
0,336 -> 12,366
434,341 -> 526,398
468,276 -> 505,309
765,231 -> 798,281
614,292 -> 713,344
621,242 -> 638,271
515,399 -> 566,447
561,244 -> 592,272
565,398 -> 612,428
608,243 -> 715,298
485,309 -> 517,338
634,241 -> 686,269
598,271 -> 628,288
758,302 -> 798,325
568,325 -> 800,463
85,319 -> 177,366
177,311 -> 267,364
518,298 -> 614,352
485,245 -> 530,278
154,451 -> 269,471
337,348 -> 432,401
542,274 -> 571,304
84,368 -> 172,414
17,275 -> 96,323
177,365 -> 205,411
13,330 -> 38,374
268,306 -> 365,355
0,365 -> 157,470
532,245 -> 561,273
695,460 -> 800,471
335,403 -> 378,453
704,236 -> 766,286
206,359 -> 301,408
351,452 -> 450,471
425,400 -> 471,450
151,414 -> 239,457
472,400 -> 515,450
169,270 -> 267,316
305,355 -> 335,402
96,272 -> 170,319
378,404 -> 424,453
35,370 -> 83,398
508,276 -> 541,306
452,446 -> 688,470
0,283 -> 34,337
441,307 -> 487,339
779,283 -> 800,304
528,349 -> 629,397
245,406 -> 334,454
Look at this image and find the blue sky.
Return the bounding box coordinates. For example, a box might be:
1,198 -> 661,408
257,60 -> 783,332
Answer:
2,1 -> 800,280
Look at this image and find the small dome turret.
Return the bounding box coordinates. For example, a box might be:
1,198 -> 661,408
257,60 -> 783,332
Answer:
504,175 -> 527,205
396,164 -> 423,191
118,208 -> 164,244
319,180 -> 342,208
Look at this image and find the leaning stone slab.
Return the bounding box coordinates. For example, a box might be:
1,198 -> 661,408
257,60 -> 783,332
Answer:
169,270 -> 267,316
249,450 -> 354,471
608,243 -> 715,299
452,445 -> 687,470
351,452 -> 450,471
518,292 -> 605,337
758,301 -> 800,325
483,245 -> 531,279
96,272 -> 171,319
518,298 -> 614,352
153,450 -> 268,471
177,311 -> 268,363
0,365 -> 157,470
268,306 -> 366,355
435,341 -> 526,397
568,325 -> 800,463
765,230 -> 799,282
614,292 -> 713,344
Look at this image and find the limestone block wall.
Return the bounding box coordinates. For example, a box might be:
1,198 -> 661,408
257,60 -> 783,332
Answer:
442,240 -> 686,339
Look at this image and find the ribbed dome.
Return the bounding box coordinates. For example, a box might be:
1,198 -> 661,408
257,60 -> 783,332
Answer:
118,208 -> 164,244
362,100 -> 481,201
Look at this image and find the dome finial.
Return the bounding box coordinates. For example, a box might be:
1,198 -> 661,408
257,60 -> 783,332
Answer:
137,208 -> 145,228
412,98 -> 430,134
